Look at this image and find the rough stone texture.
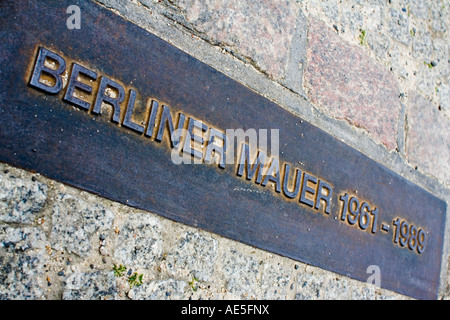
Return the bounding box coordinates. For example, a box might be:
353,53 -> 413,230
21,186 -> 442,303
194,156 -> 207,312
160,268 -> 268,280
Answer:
220,247 -> 260,299
441,84 -> 450,117
409,0 -> 429,19
412,27 -> 432,59
406,92 -> 450,186
163,231 -> 218,282
293,265 -> 393,300
388,8 -> 411,45
295,269 -> 325,300
114,212 -> 163,268
128,279 -> 187,300
51,194 -> 114,257
0,171 -> 47,224
430,1 -> 449,32
0,225 -> 47,299
0,225 -> 46,252
304,18 -> 401,150
63,271 -> 118,300
158,0 -> 301,80
260,262 -> 291,300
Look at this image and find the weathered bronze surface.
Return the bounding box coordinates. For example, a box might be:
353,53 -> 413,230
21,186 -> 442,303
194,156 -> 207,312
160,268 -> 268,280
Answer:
0,0 -> 446,299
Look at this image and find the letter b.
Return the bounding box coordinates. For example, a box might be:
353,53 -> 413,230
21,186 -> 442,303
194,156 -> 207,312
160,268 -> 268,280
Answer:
29,47 -> 66,94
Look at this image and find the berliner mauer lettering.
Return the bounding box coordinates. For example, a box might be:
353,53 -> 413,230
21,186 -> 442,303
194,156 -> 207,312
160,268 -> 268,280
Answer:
0,0 -> 447,300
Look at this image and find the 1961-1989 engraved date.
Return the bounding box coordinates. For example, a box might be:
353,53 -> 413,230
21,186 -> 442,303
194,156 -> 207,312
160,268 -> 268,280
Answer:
339,193 -> 426,254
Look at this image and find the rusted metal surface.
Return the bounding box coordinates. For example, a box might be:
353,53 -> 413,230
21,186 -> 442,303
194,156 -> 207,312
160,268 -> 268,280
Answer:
0,0 -> 446,299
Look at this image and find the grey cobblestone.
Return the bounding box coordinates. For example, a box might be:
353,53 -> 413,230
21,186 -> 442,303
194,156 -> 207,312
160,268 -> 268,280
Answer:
409,0 -> 428,19
163,231 -> 218,282
114,213 -> 163,268
63,271 -> 118,300
50,194 -> 114,257
0,225 -> 47,300
412,27 -> 432,59
260,262 -> 291,299
389,8 -> 411,45
295,271 -> 325,300
0,171 -> 47,224
430,2 -> 448,32
0,225 -> 46,252
221,247 -> 260,299
128,279 -> 187,300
